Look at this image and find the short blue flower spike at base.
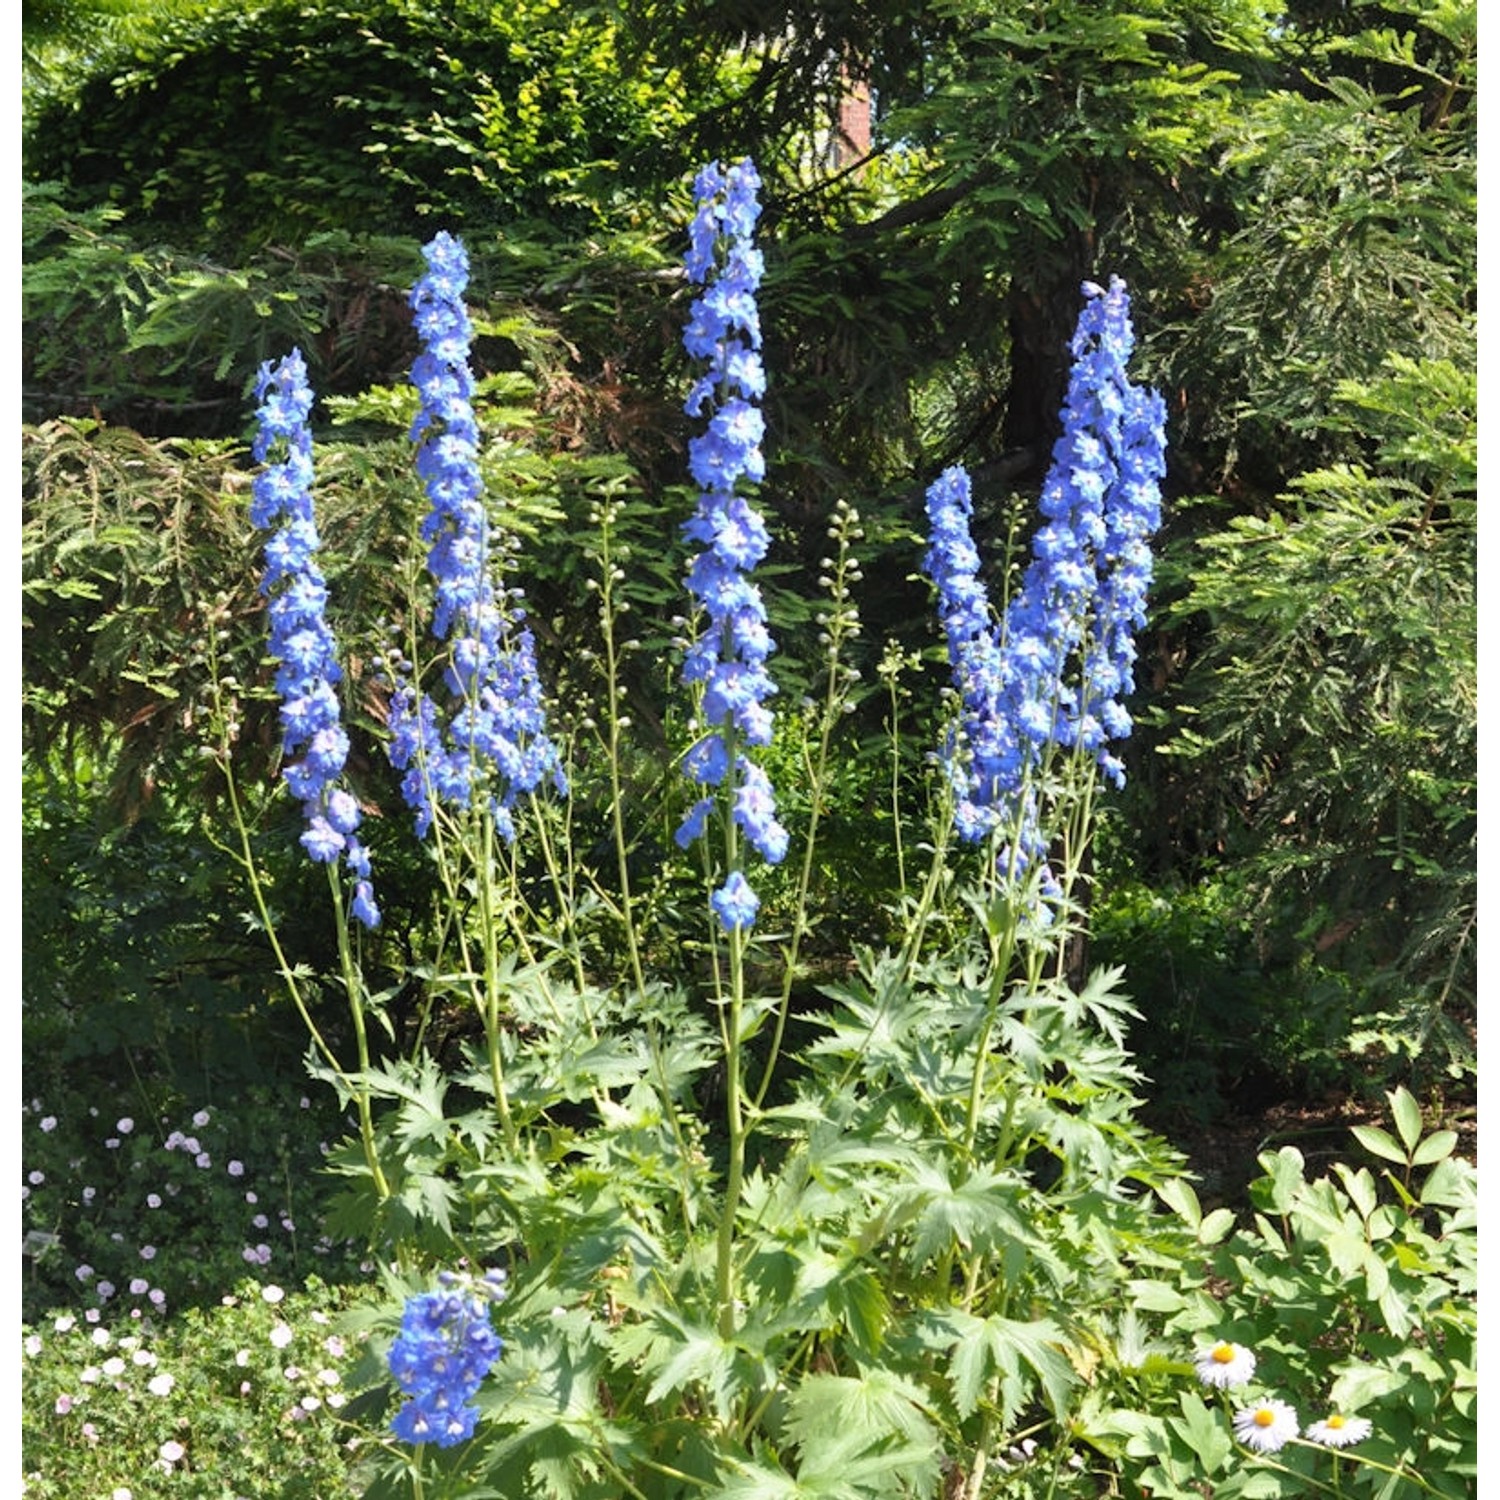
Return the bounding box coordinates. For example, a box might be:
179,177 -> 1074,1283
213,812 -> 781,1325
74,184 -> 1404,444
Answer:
387,1276 -> 505,1449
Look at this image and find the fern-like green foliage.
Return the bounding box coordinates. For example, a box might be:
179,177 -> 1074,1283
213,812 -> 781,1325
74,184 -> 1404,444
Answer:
1158,24 -> 1475,491
1160,355 -> 1475,1076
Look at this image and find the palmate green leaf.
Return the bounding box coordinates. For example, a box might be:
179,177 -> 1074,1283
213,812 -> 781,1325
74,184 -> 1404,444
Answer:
891,1159 -> 1032,1268
608,1309 -> 753,1425
932,1308 -> 1075,1424
783,1367 -> 941,1494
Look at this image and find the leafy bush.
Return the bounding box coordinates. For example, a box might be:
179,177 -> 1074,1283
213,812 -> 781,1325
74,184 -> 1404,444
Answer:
1156,356 -> 1476,1082
22,0 -> 697,251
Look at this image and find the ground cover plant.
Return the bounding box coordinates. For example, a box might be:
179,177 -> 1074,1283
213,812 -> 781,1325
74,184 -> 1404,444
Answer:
21,151 -> 1474,1500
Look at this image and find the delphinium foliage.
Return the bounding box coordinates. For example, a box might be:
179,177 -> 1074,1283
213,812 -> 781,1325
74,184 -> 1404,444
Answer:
199,161 -> 1472,1500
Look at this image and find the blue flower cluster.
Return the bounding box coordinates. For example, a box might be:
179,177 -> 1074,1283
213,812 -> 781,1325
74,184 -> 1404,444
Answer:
674,159 -> 788,932
924,277 -> 1166,860
387,1269 -> 506,1448
250,349 -> 379,929
387,232 -> 565,841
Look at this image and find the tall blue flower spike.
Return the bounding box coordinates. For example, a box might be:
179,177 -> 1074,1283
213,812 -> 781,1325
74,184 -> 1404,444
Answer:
387,232 -> 565,841
675,160 -> 788,932
924,278 -> 1166,878
251,348 -> 379,929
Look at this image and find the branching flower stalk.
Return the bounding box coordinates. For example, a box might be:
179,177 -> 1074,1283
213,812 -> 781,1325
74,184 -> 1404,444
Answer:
922,282 -> 1165,1495
746,499 -> 866,1114
386,231 -> 567,1145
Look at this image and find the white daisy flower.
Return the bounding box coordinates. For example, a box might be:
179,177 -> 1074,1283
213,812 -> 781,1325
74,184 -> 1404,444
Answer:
1233,1399 -> 1299,1454
1194,1340 -> 1256,1389
1306,1413 -> 1372,1448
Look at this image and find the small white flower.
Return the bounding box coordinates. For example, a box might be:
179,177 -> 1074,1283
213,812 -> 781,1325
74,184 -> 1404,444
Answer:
261,1284 -> 284,1305
91,1328 -> 111,1348
40,1117 -> 57,1133
147,1373 -> 175,1396
28,1170 -> 44,1185
1194,1340 -> 1256,1390
228,1160 -> 245,1177
326,1391 -> 346,1409
79,1366 -> 100,1384
146,1193 -> 162,1209
1306,1413 -> 1372,1448
139,1245 -> 156,1261
192,1109 -> 211,1128
53,1315 -> 75,1333
24,1335 -> 42,1357
235,1349 -> 251,1367
132,1349 -> 157,1367
300,1394 -> 322,1411
1233,1399 -> 1299,1454
159,1439 -> 186,1463
117,1118 -> 134,1134
317,1367 -> 341,1386
269,1323 -> 294,1350
102,1357 -> 125,1377
112,1489 -> 133,1500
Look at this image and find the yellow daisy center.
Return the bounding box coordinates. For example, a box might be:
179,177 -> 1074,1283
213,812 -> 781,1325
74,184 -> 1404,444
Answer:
1328,1415 -> 1346,1429
1254,1409 -> 1275,1428
1212,1344 -> 1235,1363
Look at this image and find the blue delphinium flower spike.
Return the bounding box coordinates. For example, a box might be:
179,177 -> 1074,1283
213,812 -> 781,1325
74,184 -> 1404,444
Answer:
387,231 -> 566,839
923,278 -> 1165,869
387,1273 -> 505,1449
675,159 -> 787,933
251,348 -> 379,929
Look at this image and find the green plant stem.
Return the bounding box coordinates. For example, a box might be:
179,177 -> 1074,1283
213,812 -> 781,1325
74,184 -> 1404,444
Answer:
477,811 -> 519,1152
324,866 -> 391,1203
598,531 -> 648,997
964,1407 -> 997,1500
716,919 -> 748,1340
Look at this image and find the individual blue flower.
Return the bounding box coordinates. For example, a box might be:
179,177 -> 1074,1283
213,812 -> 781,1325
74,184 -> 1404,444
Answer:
711,870 -> 761,932
251,348 -> 379,929
677,159 -> 787,933
387,232 -> 566,840
387,1278 -> 504,1449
